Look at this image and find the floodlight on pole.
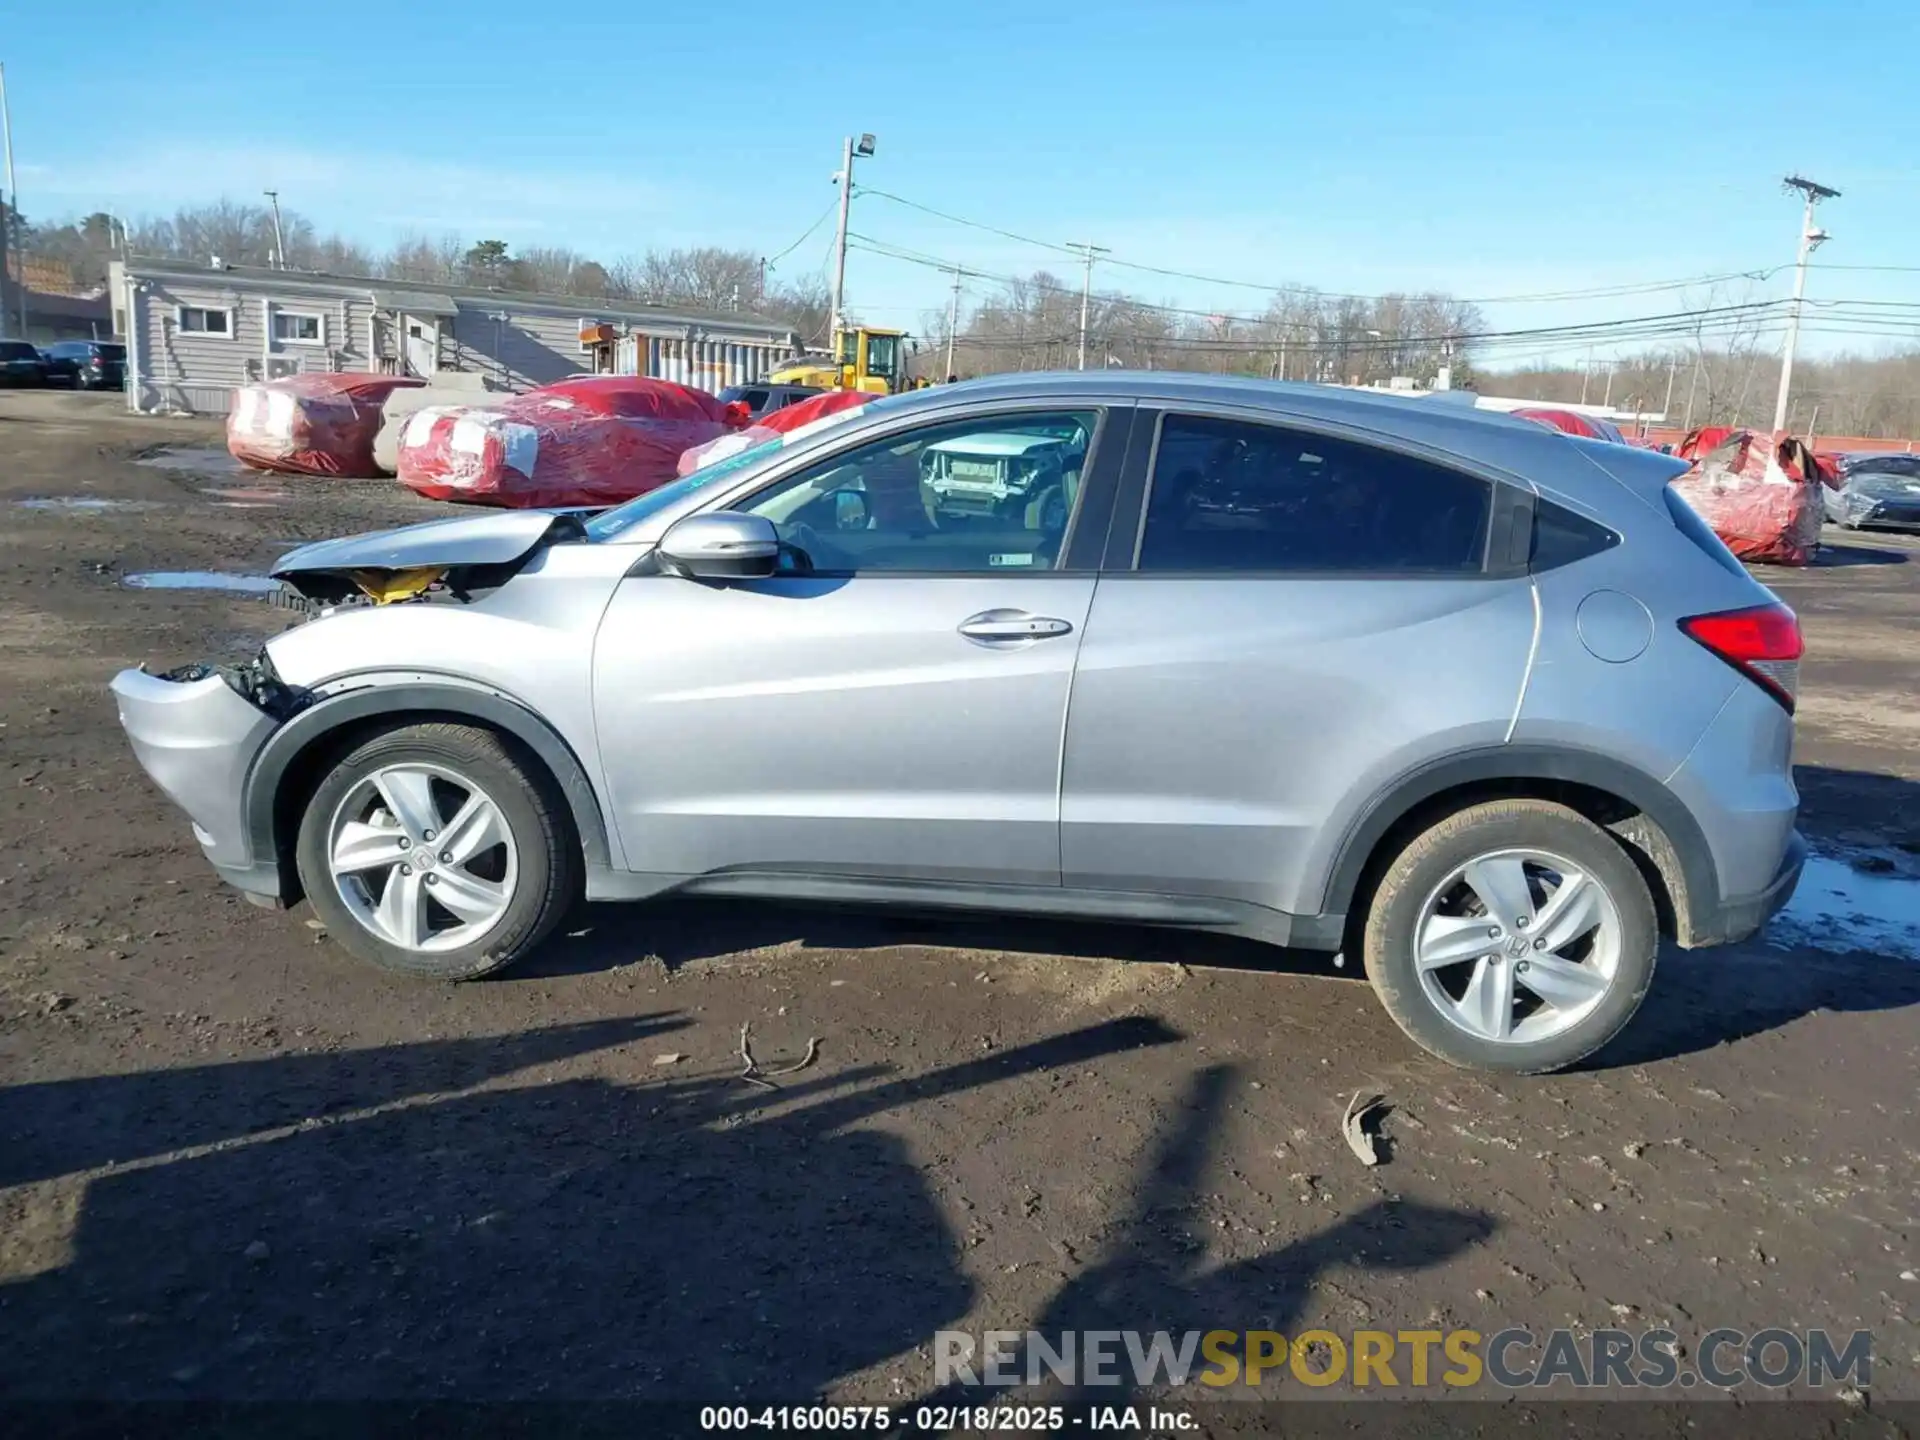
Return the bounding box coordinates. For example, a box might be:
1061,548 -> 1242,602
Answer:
827,134 -> 876,351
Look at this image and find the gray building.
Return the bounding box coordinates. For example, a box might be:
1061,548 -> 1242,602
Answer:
109,258 -> 801,415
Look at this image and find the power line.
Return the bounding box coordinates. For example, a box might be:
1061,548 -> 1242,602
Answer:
765,199 -> 839,268
853,186 -> 1081,258
855,185 -> 1786,306
849,233 -> 1798,351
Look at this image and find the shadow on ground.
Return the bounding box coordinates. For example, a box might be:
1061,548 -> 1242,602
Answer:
914,1064 -> 1494,1409
0,1014 -> 1496,1403
1795,763 -> 1920,847
1814,539 -> 1909,567
524,898 -> 1351,986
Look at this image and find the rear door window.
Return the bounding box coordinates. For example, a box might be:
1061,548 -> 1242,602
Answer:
1136,414 -> 1492,573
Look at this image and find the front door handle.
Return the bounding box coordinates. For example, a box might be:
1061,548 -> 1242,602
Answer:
958,609 -> 1075,642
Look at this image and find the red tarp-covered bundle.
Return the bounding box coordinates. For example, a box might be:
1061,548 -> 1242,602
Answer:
227,373 -> 425,477
675,389 -> 875,476
1512,407 -> 1629,445
396,377 -> 747,507
1669,427 -> 1838,566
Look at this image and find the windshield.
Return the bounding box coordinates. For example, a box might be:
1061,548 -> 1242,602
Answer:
584,437 -> 789,541
866,334 -> 900,380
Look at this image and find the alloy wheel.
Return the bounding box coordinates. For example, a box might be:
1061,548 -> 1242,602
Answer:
1413,847 -> 1622,1045
326,763 -> 518,953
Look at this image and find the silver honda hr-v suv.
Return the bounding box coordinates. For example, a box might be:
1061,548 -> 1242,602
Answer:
112,374 -> 1805,1072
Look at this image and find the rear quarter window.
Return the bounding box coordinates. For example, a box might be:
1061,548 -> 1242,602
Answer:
1531,499 -> 1619,571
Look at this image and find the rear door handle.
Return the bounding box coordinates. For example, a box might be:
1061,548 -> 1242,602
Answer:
958,609 -> 1075,642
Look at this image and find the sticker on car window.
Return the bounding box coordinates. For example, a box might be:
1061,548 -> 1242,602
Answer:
989,553 -> 1036,567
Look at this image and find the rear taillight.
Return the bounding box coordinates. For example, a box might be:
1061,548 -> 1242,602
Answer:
1680,603 -> 1803,712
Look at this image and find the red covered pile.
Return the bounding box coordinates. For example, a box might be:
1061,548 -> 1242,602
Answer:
396,377 -> 747,508
227,373 -> 424,477
1669,427 -> 1838,566
675,389 -> 875,476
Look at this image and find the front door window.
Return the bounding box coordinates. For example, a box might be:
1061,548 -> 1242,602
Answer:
738,410 -> 1099,573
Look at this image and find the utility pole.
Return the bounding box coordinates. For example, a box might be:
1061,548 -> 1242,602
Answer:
1772,175 -> 1839,435
943,267 -> 961,380
1662,354 -> 1677,419
1067,241 -> 1108,371
1683,350 -> 1702,430
1602,362 -> 1616,408
826,133 -> 875,351
264,189 -> 286,269
1,61 -> 22,338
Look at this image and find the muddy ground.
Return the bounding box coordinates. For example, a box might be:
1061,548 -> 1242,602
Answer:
1,389 -> 1917,1429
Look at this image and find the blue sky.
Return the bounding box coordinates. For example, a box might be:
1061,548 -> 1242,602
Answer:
6,0 -> 1917,364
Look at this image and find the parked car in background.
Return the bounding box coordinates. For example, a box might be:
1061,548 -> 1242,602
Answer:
1823,452 -> 1920,532
719,381 -> 826,418
0,340 -> 50,386
40,340 -> 127,390
112,373 -> 1805,1074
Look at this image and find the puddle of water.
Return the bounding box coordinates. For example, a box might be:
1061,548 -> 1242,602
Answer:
14,496 -> 160,513
1769,853 -> 1920,961
137,446 -> 248,476
123,571 -> 281,595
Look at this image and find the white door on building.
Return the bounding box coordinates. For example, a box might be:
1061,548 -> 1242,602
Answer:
404,318 -> 437,378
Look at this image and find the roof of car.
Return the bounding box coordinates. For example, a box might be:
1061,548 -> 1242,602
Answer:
909,370 -> 1528,425
886,370 -> 1540,450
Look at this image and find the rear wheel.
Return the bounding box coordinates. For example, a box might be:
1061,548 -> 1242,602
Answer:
294,723 -> 577,979
1363,800 -> 1657,1073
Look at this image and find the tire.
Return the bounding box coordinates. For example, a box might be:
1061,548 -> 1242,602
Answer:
294,722 -> 578,980
1363,800 -> 1657,1074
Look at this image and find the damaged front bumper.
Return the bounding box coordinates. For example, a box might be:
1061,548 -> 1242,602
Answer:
1832,488 -> 1920,531
110,656 -> 303,903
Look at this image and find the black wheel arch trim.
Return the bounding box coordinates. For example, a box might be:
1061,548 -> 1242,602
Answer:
1321,744 -> 1720,944
242,680 -> 612,901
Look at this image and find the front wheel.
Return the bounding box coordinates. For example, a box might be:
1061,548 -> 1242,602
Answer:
1363,800 -> 1657,1073
294,723 -> 578,979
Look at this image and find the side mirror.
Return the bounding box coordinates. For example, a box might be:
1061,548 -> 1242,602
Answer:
657,512 -> 780,580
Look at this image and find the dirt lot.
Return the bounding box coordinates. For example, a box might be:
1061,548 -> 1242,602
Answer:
1,389 -> 1917,1427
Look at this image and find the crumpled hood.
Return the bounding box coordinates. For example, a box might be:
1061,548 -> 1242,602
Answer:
270,509 -> 585,579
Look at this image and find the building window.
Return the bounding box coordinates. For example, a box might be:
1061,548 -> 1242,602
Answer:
271,310 -> 325,345
176,306 -> 232,336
